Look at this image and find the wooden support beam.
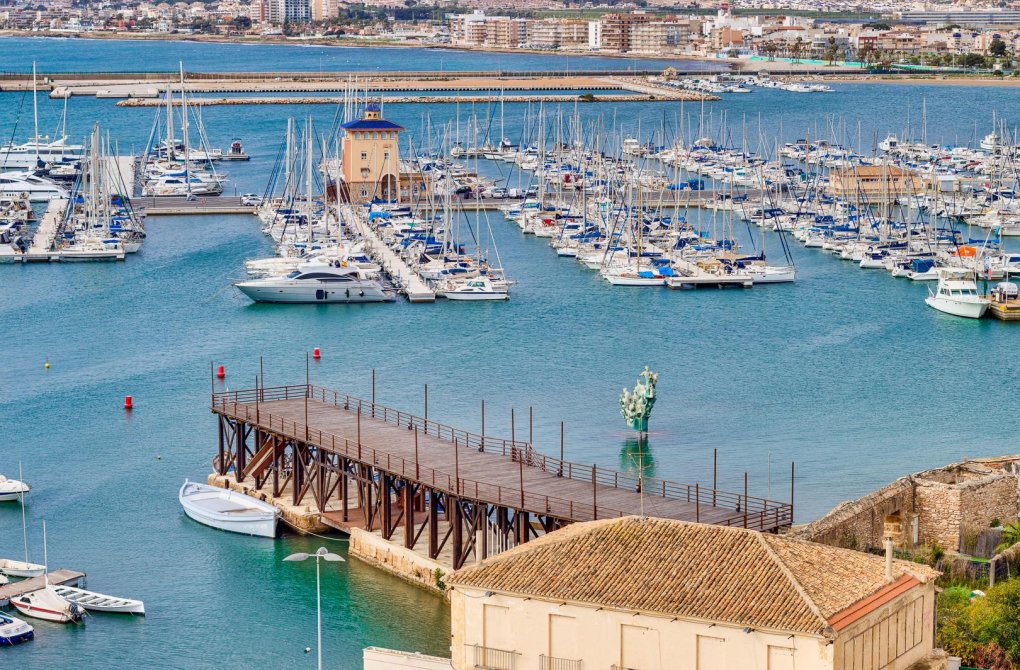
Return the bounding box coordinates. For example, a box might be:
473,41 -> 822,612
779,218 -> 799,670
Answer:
403,481 -> 415,549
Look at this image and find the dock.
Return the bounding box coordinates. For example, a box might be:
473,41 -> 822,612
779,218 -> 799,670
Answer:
132,196 -> 255,216
22,198 -> 66,262
211,383 -> 793,572
116,92 -> 706,107
341,204 -> 435,302
988,296 -> 1020,320
0,570 -> 86,607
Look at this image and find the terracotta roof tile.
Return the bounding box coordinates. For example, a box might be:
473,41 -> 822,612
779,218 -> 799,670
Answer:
448,517 -> 938,636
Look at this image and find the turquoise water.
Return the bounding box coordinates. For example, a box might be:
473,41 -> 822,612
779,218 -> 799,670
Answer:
2,38 -> 1020,668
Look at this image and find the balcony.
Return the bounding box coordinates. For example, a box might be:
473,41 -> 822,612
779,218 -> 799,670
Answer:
540,655 -> 582,670
470,644 -> 518,670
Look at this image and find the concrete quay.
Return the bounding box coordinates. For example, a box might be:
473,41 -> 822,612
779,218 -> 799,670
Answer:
115,92 -> 707,107
341,203 -> 436,302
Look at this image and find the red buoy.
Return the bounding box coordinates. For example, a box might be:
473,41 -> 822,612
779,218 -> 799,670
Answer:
217,365 -> 225,379
313,348 -> 321,360
124,395 -> 133,410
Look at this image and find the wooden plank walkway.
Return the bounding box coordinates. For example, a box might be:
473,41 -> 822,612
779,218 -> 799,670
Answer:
0,570 -> 86,607
213,385 -> 792,532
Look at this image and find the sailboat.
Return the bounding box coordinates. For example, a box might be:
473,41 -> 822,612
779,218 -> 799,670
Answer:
10,522 -> 85,624
0,473 -> 29,502
0,63 -> 83,170
0,465 -> 45,578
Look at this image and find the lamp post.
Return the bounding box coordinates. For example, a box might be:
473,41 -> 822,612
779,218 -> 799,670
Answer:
283,547 -> 345,670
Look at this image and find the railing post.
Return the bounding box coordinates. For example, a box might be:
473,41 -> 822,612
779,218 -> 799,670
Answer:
423,383 -> 428,434
743,471 -> 748,529
592,465 -> 597,520
480,398 -> 485,453
790,461 -> 795,524
695,483 -> 700,523
713,448 -> 718,507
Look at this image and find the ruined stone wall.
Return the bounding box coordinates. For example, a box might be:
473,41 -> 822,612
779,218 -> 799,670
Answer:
960,476 -> 1019,534
915,482 -> 962,550
789,479 -> 913,550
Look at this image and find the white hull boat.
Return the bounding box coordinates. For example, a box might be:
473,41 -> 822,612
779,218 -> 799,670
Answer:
179,480 -> 279,538
51,585 -> 145,615
925,268 -> 991,319
11,586 -> 85,623
440,277 -> 509,300
748,265 -> 796,284
0,474 -> 30,501
0,559 -> 46,578
0,612 -> 34,645
234,263 -> 394,304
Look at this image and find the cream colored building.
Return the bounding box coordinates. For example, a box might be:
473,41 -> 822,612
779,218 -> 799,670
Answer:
340,103 -> 423,204
446,517 -> 942,670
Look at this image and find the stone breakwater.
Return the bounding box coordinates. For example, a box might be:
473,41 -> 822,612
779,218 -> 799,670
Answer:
116,92 -> 717,107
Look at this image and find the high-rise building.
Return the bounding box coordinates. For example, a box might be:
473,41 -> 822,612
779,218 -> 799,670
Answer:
267,0 -> 309,25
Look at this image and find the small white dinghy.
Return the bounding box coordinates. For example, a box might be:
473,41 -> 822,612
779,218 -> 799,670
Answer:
51,585 -> 145,615
0,474 -> 30,502
179,480 -> 279,538
11,586 -> 85,624
0,559 -> 46,578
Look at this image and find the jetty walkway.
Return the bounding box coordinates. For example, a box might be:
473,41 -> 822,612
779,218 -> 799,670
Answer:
211,384 -> 793,570
340,204 -> 435,302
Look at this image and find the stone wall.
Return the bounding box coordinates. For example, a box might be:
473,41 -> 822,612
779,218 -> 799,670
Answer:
792,457 -> 1020,554
349,527 -> 448,598
789,478 -> 914,550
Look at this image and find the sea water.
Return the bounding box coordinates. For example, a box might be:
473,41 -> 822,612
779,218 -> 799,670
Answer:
0,37 -> 1018,668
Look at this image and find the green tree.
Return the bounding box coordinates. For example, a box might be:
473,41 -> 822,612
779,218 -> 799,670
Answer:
996,522 -> 1020,553
990,38 -> 1008,57
986,579 -> 1020,663
825,36 -> 839,65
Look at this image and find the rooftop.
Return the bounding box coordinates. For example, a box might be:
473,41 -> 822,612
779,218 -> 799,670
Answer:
448,516 -> 938,637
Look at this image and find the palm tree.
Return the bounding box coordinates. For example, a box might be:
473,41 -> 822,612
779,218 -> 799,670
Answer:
995,522 -> 1020,553
791,36 -> 804,64
825,36 -> 839,65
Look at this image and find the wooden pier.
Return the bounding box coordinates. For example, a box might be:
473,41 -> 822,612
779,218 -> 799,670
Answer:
341,203 -> 436,302
0,570 -> 86,607
211,383 -> 793,570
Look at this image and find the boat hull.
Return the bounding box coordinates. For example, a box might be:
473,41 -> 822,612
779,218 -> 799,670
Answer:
235,282 -> 393,304
179,481 -> 279,538
925,297 -> 989,319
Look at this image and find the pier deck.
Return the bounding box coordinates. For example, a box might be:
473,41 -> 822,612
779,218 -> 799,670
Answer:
212,384 -> 792,569
23,198 -> 66,262
0,570 -> 86,607
341,204 -> 435,302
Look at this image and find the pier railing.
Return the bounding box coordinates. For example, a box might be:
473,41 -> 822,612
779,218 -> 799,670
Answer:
212,385 -> 792,531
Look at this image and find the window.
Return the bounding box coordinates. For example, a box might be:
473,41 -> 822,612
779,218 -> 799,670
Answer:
360,152 -> 368,161
384,151 -> 390,161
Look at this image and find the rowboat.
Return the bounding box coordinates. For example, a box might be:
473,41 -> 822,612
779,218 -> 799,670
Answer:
0,558 -> 46,578
179,480 -> 279,538
11,586 -> 85,624
51,585 -> 145,615
0,474 -> 30,502
0,612 -> 34,645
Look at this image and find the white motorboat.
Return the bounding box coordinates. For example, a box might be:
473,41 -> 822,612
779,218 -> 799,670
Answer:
441,277 -> 509,300
925,268 -> 990,319
0,137 -> 82,170
0,559 -> 46,578
179,480 -> 279,538
747,264 -> 797,284
0,474 -> 30,501
0,612 -> 34,645
11,586 -> 85,624
234,262 -> 394,304
51,585 -> 145,615
0,171 -> 69,201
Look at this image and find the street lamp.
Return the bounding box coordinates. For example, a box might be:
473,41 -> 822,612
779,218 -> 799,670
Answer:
284,547 -> 345,670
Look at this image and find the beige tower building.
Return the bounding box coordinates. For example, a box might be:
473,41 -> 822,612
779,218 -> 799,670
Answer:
340,103 -> 418,203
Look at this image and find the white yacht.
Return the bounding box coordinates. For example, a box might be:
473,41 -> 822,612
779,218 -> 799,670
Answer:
878,135 -> 900,153
925,268 -> 990,319
234,262 -> 394,304
0,137 -> 83,170
440,276 -> 509,300
0,172 -> 69,201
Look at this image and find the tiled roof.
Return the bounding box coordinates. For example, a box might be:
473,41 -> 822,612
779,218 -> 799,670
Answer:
448,516 -> 938,637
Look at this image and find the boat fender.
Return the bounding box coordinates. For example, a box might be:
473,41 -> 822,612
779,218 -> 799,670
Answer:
345,289 -> 350,298
359,291 -> 365,297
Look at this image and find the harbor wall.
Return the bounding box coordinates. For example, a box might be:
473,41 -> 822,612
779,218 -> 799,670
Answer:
348,527 -> 448,598
206,473 -> 332,534
364,648 -> 452,670
792,457 -> 1020,553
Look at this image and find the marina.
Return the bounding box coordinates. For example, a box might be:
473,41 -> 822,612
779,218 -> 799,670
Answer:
5,36 -> 1020,669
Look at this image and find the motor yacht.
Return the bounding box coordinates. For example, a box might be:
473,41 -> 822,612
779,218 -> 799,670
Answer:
925,268 -> 990,319
234,261 -> 394,304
